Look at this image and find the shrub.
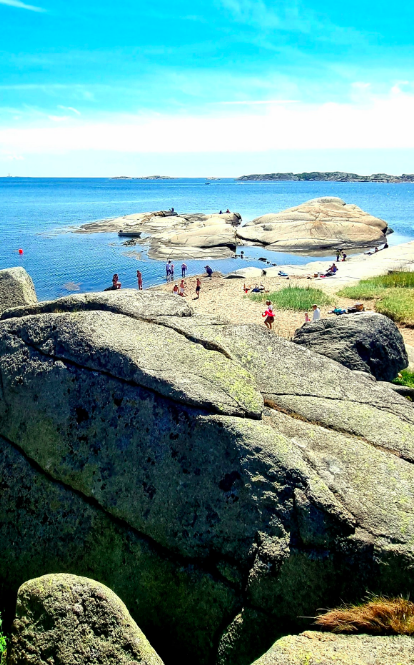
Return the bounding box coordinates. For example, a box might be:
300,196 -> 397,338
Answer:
0,613 -> 6,663
314,596 -> 414,635
249,286 -> 333,311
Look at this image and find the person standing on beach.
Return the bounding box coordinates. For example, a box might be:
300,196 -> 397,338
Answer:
262,300 -> 274,330
181,262 -> 187,278
170,263 -> 175,279
312,304 -> 321,321
179,279 -> 186,296
137,270 -> 143,290
166,260 -> 171,281
195,277 -> 201,299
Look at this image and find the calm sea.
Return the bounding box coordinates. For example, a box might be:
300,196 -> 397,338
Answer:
1,177 -> 414,301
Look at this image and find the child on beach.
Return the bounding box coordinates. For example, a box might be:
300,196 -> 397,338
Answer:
179,280 -> 186,296
195,277 -> 201,299
137,270 -> 143,290
305,312 -> 310,322
262,301 -> 274,329
172,284 -> 179,294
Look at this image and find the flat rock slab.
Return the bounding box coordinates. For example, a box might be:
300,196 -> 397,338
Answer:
8,574 -> 163,665
0,267 -> 37,315
293,312 -> 408,381
252,631 -> 414,665
237,197 -> 388,251
74,211 -> 240,258
1,289 -> 192,321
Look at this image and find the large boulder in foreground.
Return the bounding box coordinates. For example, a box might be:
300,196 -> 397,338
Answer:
237,197 -> 388,251
7,574 -> 163,665
252,631 -> 414,665
293,312 -> 408,381
0,267 -> 37,315
1,290 -> 414,665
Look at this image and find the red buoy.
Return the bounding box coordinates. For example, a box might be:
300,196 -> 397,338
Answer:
18,248 -> 23,254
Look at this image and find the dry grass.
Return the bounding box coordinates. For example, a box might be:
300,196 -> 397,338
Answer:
314,597 -> 414,635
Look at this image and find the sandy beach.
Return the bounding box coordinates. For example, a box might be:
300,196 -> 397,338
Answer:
153,240 -> 414,346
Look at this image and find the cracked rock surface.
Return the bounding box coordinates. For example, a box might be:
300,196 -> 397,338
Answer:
0,290 -> 414,665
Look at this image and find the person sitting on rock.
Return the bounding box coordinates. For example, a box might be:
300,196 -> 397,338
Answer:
226,208 -> 230,213
172,284 -> 179,295
112,274 -> 121,289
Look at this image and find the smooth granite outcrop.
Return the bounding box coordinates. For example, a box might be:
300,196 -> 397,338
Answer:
1,292 -> 414,665
236,197 -> 388,251
293,312 -> 408,381
75,211 -> 241,260
7,574 -> 163,665
0,267 -> 37,316
251,631 -> 414,665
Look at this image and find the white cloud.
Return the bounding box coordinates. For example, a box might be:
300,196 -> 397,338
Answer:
47,115 -> 70,122
0,0 -> 45,11
58,106 -> 81,115
2,89 -> 414,155
220,99 -> 298,105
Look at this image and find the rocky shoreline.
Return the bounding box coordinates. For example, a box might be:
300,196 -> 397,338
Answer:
237,171 -> 414,182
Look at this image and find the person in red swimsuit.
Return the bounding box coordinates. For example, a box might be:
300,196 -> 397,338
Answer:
262,300 -> 274,329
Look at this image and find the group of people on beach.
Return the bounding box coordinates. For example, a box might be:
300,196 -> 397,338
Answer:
262,301 -> 321,329
106,271 -> 144,291
106,261 -> 214,297
166,260 -> 188,281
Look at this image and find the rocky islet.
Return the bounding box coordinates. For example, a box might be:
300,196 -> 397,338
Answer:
1,272 -> 414,664
75,197 -> 390,257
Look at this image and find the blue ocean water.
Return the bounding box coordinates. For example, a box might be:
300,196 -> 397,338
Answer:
1,177 -> 414,301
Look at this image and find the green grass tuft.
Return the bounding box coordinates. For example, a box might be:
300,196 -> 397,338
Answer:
337,271 -> 414,300
337,271 -> 414,325
0,613 -> 7,664
393,370 -> 414,388
249,286 -> 333,311
375,289 -> 414,325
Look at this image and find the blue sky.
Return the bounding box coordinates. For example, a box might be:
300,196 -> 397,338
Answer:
1,0 -> 414,175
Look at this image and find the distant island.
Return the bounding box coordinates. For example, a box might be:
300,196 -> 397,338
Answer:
111,175 -> 176,180
237,171 -> 414,183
